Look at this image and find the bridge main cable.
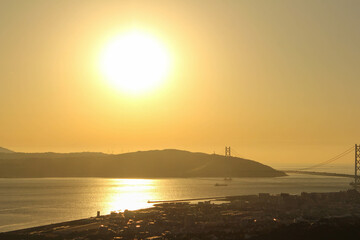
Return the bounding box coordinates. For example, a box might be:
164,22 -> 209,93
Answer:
297,146 -> 355,171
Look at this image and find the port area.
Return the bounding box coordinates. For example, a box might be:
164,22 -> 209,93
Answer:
2,190 -> 360,240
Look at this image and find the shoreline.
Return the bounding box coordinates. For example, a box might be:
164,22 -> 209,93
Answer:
2,189 -> 360,239
0,174 -> 352,233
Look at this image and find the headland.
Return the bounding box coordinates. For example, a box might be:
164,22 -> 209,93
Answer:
0,149 -> 285,178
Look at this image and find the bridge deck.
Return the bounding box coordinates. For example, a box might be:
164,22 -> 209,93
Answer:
285,170 -> 353,178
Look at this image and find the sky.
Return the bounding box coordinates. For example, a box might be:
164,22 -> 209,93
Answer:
1,0 -> 360,166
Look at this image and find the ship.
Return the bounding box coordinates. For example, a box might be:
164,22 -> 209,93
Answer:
214,183 -> 228,187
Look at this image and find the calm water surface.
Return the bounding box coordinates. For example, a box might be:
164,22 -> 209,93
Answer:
0,174 -> 353,232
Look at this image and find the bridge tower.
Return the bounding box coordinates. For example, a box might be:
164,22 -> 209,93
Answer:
225,146 -> 231,157
355,144 -> 360,189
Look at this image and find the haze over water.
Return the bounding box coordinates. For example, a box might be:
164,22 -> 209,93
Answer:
0,173 -> 353,232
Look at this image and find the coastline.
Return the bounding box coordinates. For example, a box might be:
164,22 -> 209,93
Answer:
2,190 -> 360,239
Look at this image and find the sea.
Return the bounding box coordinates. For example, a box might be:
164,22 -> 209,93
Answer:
0,166 -> 355,232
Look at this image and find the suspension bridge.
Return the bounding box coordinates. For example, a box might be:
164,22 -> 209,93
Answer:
283,145 -> 356,179
225,144 -> 360,188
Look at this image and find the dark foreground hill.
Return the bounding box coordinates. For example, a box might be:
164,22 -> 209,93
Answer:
0,149 -> 285,178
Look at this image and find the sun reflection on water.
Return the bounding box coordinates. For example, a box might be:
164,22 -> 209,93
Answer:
104,179 -> 157,213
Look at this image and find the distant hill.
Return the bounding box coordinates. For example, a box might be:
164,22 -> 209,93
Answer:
0,147 -> 14,153
0,149 -> 286,178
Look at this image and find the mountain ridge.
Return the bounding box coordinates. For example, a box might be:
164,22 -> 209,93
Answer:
0,147 -> 14,153
0,149 -> 286,178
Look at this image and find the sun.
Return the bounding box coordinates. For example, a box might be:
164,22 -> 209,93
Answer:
100,30 -> 171,94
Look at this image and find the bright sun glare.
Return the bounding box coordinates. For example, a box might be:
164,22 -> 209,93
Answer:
100,30 -> 171,94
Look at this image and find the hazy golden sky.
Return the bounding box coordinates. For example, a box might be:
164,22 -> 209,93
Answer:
1,0 -> 360,166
